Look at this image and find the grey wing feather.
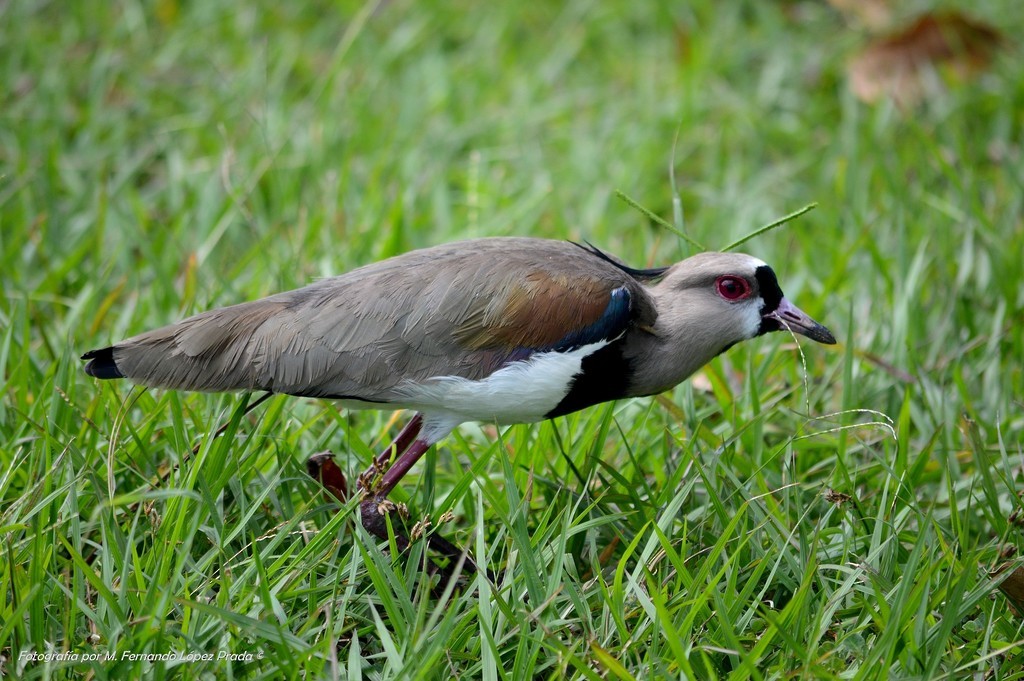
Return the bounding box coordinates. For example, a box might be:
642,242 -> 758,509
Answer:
110,284 -> 414,397
97,238 -> 659,401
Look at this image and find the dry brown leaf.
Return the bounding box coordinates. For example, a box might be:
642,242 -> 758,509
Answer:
848,11 -> 1003,107
306,451 -> 349,503
991,561 -> 1024,616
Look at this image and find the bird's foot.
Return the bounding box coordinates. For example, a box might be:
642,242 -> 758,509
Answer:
359,495 -> 401,544
306,452 -> 491,592
358,493 -> 488,589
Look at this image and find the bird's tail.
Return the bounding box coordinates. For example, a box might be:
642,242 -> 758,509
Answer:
81,347 -> 124,379
80,295 -> 297,393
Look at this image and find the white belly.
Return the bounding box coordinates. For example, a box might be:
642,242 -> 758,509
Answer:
385,340 -> 609,425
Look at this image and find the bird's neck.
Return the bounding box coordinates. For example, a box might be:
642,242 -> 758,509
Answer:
621,292 -> 728,398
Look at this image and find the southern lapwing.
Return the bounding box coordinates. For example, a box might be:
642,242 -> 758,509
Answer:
82,237 -> 835,567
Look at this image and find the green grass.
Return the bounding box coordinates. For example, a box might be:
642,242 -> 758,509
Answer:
2,0 -> 1024,678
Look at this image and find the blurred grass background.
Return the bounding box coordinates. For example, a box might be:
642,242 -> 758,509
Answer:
2,0 -> 1023,678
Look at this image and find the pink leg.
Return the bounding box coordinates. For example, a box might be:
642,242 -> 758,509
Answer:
378,438 -> 430,494
359,423 -> 475,571
373,413 -> 423,469
358,413 -> 424,493
305,412 -> 481,580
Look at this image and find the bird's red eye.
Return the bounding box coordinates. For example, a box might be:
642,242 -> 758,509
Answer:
715,275 -> 751,301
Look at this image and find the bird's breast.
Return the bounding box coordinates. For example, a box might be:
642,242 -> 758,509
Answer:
545,340 -> 633,418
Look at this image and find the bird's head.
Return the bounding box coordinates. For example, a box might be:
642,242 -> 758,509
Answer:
652,251 -> 836,353
624,251 -> 835,397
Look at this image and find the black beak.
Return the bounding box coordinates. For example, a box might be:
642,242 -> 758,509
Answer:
764,298 -> 836,345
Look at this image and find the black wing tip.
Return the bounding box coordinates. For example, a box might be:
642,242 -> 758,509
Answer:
569,240 -> 670,280
81,347 -> 124,379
